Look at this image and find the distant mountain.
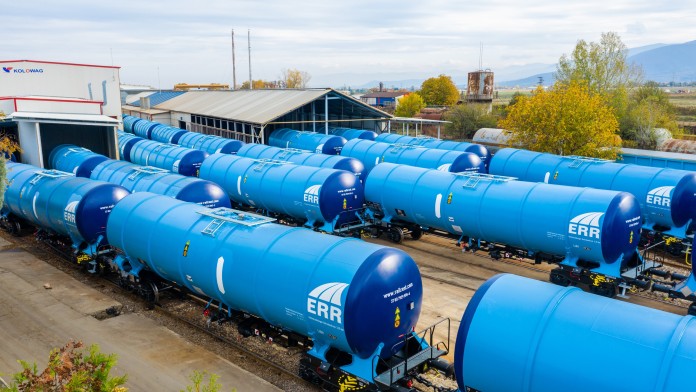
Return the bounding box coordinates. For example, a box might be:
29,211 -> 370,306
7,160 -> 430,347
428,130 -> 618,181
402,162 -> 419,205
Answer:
498,40 -> 696,87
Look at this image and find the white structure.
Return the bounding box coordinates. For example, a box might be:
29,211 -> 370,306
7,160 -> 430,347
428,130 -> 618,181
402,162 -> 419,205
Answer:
0,60 -> 121,167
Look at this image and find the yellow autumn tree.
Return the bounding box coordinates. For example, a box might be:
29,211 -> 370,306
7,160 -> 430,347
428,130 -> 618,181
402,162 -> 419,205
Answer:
419,75 -> 460,106
394,93 -> 425,117
499,82 -> 620,159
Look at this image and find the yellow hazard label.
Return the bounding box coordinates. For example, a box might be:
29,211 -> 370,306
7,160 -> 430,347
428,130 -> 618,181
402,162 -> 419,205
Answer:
183,240 -> 190,257
629,231 -> 634,244
553,171 -> 559,180
343,198 -> 347,210
394,307 -> 401,328
447,192 -> 453,204
243,176 -> 247,183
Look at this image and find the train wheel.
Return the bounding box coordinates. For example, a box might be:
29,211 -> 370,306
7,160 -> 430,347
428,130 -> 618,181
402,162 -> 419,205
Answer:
410,226 -> 423,240
389,227 -> 404,244
139,282 -> 160,305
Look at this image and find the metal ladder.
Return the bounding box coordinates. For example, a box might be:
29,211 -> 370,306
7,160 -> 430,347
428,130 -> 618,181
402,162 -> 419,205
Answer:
564,155 -> 611,168
458,172 -> 517,189
127,166 -> 168,181
29,170 -> 73,185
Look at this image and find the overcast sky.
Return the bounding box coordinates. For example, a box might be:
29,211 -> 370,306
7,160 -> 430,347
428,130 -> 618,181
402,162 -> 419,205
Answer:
4,1 -> 696,88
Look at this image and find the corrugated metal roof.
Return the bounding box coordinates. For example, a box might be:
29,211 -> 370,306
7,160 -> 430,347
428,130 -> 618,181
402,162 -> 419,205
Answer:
154,89 -> 333,125
129,91 -> 185,107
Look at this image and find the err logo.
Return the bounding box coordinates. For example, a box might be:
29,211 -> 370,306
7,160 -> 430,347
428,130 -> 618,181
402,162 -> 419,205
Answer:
303,184 -> 321,204
646,186 -> 674,207
568,212 -> 603,239
307,282 -> 348,324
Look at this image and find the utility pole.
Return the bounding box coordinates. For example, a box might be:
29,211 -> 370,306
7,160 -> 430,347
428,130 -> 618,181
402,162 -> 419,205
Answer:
231,29 -> 237,90
248,29 -> 252,90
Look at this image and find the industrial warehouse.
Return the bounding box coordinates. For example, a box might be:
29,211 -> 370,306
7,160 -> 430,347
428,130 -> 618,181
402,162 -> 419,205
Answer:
1,55 -> 696,392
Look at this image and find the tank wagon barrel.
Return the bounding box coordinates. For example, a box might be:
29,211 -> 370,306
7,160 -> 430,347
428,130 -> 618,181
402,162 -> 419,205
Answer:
375,133 -> 490,169
317,126 -> 378,141
122,115 -> 142,134
176,132 -> 245,155
489,148 -> 696,239
269,128 -> 347,155
117,132 -> 145,162
341,139 -> 484,175
117,134 -> 208,177
199,154 -> 363,231
49,145 -> 230,209
364,163 -> 642,279
2,161 -> 130,258
149,124 -> 188,144
454,274 -> 696,392
236,143 -> 366,184
131,118 -> 160,139
106,192 -> 428,384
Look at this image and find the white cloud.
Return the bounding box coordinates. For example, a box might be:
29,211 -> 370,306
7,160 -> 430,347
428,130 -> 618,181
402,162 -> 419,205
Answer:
3,0 -> 696,87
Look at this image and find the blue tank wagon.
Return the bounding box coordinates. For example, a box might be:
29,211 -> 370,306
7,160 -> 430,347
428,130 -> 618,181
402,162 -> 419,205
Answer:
176,132 -> 245,155
199,154 -> 363,232
375,133 -> 491,169
50,145 -> 230,209
1,162 -> 129,264
122,114 -> 142,134
318,126 -> 378,141
149,124 -> 188,144
364,163 -> 648,296
269,128 -> 347,155
341,139 -> 484,175
455,274 -> 696,391
106,193 -> 442,389
236,143 -> 366,184
489,148 -> 696,243
118,136 -> 208,177
130,118 -> 160,139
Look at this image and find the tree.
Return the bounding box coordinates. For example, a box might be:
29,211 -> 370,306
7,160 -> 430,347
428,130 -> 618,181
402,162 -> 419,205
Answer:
444,104 -> 498,140
281,68 -> 311,89
239,79 -> 275,89
394,93 -> 425,117
419,75 -> 460,106
623,82 -> 679,149
498,82 -> 620,159
0,132 -> 20,207
2,341 -> 128,392
555,32 -> 642,135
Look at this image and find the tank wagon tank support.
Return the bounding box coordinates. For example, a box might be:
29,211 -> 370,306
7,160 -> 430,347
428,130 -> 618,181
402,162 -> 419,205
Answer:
364,163 -> 653,296
149,124 -> 187,144
341,139 -> 484,175
106,193 -> 444,389
454,274 -> 696,392
375,133 -> 491,170
236,143 -> 366,184
50,145 -> 230,209
489,148 -> 696,240
176,132 -> 245,155
122,114 -> 142,134
317,126 -> 378,141
269,128 -> 347,155
117,134 -> 208,177
1,162 -> 130,265
199,154 -> 364,232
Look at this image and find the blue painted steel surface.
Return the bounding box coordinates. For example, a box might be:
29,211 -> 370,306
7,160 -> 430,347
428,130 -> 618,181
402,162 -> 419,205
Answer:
375,133 -> 491,168
341,139 -> 484,174
120,137 -> 208,177
454,274 -> 696,392
199,154 -> 363,229
619,148 -> 696,171
49,144 -> 108,177
50,145 -> 230,208
149,124 -> 187,144
122,115 -> 142,133
117,132 -> 145,162
177,132 -> 245,155
490,148 -> 696,238
364,163 -> 641,275
132,118 -> 160,139
318,127 -> 378,141
236,143 -> 366,184
3,162 -> 129,251
269,128 -> 347,155
107,193 -> 422,364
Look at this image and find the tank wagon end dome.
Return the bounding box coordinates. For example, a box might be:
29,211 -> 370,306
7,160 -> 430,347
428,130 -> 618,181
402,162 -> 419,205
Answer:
218,139 -> 245,154
671,173 -> 696,228
318,170 -> 364,223
176,149 -> 209,176
175,180 -> 232,209
599,192 -> 642,265
344,247 -> 423,359
76,184 -> 131,243
320,135 -> 348,155
449,152 -> 484,173
49,145 -> 109,178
